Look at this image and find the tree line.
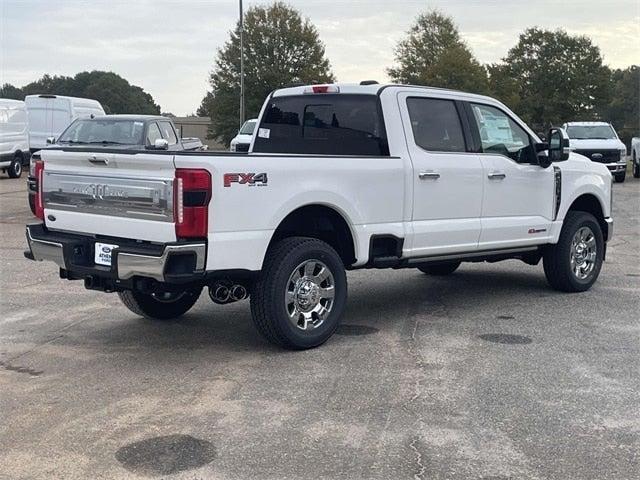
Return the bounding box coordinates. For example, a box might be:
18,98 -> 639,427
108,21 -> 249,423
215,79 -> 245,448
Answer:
0,71 -> 160,115
199,3 -> 638,146
2,3 -> 637,147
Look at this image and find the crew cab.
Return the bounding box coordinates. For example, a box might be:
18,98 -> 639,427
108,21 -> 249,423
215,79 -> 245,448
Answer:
27,115 -> 204,213
25,83 -> 614,350
563,121 -> 628,183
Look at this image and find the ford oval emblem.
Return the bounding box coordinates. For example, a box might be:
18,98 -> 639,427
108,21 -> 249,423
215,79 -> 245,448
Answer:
47,214 -> 56,222
591,153 -> 603,160
101,246 -> 112,254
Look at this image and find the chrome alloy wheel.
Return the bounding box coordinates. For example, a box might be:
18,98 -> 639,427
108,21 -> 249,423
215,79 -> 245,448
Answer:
285,259 -> 335,331
570,226 -> 597,280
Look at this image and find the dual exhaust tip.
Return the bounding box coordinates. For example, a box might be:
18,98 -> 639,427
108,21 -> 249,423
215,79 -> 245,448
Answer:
208,282 -> 248,304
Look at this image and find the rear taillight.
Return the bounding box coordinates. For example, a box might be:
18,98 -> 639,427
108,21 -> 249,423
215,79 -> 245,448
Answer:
34,160 -> 45,220
174,168 -> 211,239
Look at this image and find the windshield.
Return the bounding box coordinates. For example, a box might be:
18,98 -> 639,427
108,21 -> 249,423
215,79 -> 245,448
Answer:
239,120 -> 256,135
566,125 -> 616,140
58,119 -> 145,145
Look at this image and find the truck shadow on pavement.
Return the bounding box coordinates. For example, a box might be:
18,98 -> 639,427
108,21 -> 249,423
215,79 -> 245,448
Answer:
59,266 -> 557,354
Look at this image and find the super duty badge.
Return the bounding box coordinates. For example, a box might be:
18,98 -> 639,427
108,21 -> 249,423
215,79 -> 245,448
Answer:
224,173 -> 268,187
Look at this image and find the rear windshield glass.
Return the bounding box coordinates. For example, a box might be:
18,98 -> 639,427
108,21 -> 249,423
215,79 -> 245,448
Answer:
253,94 -> 389,156
58,119 -> 145,145
566,125 -> 616,140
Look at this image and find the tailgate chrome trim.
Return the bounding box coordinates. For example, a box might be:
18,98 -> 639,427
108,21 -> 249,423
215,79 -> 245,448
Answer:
117,244 -> 206,281
43,172 -> 174,221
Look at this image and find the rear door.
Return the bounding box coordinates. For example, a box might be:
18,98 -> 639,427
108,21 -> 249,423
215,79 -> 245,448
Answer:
398,93 -> 483,256
465,102 -> 555,248
41,149 -> 177,242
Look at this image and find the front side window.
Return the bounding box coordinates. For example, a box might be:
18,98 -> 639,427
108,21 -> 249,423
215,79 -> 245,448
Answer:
406,97 -> 466,152
566,125 -> 616,140
239,120 -> 256,135
253,94 -> 388,156
470,103 -> 533,163
146,122 -> 162,145
158,121 -> 178,145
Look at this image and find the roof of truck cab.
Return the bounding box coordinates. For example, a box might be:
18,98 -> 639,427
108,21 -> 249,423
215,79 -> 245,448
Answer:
77,114 -> 167,121
271,83 -> 497,103
564,121 -> 611,126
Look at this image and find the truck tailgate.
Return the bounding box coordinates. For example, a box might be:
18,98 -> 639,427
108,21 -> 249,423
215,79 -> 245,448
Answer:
40,150 -> 177,243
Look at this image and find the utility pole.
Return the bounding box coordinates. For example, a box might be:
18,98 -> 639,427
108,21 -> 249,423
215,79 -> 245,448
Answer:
239,0 -> 245,128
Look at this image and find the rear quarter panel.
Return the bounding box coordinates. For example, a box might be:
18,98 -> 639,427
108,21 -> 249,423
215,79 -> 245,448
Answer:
174,154 -> 406,270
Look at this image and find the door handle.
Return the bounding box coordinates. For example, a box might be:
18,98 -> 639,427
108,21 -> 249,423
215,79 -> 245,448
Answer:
487,172 -> 506,180
419,171 -> 440,180
88,156 -> 109,165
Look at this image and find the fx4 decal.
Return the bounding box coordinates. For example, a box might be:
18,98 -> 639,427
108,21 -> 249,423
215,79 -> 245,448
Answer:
223,172 -> 268,187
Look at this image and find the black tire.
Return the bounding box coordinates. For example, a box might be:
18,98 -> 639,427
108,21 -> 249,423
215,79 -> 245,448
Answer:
28,193 -> 36,215
8,156 -> 22,178
543,211 -> 604,292
633,154 -> 640,178
250,236 -> 347,350
417,261 -> 461,276
614,172 -> 625,183
117,287 -> 202,320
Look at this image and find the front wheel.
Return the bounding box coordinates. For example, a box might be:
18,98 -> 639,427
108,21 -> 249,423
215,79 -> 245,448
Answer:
543,211 -> 604,292
118,287 -> 202,320
8,157 -> 22,178
250,237 -> 347,350
614,172 -> 625,183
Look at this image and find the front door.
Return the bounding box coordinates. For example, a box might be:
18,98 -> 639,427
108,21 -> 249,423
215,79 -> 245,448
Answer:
466,102 -> 555,249
398,93 -> 484,257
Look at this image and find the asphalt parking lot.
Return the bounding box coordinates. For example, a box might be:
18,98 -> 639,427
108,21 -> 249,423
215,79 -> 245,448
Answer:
1,169 -> 638,480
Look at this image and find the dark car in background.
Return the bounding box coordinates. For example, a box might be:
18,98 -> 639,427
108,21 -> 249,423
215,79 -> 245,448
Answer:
28,115 -> 204,213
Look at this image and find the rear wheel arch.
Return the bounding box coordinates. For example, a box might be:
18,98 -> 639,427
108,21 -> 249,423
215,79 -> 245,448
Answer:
267,204 -> 357,267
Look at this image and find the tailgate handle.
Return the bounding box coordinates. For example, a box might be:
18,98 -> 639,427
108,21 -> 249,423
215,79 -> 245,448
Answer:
88,156 -> 109,165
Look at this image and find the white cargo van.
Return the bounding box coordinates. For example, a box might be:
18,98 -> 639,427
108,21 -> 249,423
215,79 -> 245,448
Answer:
0,99 -> 30,178
25,95 -> 105,151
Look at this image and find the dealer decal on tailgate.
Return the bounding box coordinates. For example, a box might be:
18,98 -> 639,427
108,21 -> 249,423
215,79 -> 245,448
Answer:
223,173 -> 268,187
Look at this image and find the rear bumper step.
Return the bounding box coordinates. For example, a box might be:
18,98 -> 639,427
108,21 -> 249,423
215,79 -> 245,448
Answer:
25,223 -> 206,285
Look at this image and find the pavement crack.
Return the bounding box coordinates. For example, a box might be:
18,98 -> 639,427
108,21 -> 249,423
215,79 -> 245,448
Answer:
0,360 -> 43,377
409,436 -> 426,480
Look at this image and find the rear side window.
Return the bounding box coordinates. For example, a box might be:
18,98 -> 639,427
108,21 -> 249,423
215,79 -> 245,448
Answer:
406,97 -> 466,152
253,94 -> 389,156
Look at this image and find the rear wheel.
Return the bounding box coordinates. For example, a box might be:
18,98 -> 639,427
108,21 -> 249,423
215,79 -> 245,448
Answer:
8,156 -> 22,178
118,287 -> 202,320
417,261 -> 461,276
250,236 -> 347,350
543,211 -> 603,292
614,171 -> 625,183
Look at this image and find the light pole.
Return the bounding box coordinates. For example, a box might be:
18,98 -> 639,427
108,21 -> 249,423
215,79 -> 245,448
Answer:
239,0 -> 245,129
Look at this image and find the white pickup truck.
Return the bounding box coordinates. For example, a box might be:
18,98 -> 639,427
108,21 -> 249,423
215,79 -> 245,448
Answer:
25,83 -> 614,349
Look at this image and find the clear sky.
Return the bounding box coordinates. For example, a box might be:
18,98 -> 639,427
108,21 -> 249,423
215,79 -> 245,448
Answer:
1,0 -> 638,115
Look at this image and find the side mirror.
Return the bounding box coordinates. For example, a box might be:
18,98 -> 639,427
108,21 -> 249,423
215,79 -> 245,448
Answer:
148,138 -> 169,150
46,136 -> 56,145
548,127 -> 570,162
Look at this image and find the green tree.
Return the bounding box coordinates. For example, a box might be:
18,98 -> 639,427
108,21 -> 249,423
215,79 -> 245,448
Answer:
602,65 -> 639,148
0,71 -> 160,114
387,10 -> 488,93
198,2 -> 334,145
490,28 -> 610,130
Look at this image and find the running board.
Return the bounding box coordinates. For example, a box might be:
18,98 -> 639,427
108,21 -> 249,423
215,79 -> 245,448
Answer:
369,246 -> 539,269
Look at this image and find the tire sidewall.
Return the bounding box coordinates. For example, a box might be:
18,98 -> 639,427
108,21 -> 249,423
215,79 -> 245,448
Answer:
131,287 -> 201,320
270,242 -> 347,349
9,158 -> 22,178
561,214 -> 604,290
